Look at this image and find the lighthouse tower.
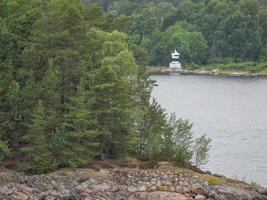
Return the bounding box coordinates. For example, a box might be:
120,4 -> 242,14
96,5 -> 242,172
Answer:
169,49 -> 181,70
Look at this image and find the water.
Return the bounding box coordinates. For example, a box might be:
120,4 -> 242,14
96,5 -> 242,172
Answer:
152,74 -> 267,186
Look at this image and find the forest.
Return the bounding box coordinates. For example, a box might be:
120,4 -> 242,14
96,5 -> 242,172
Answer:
86,0 -> 267,69
1,0 -> 266,173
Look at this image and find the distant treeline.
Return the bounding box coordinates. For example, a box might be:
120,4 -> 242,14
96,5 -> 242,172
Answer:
86,0 -> 267,67
0,0 -> 210,173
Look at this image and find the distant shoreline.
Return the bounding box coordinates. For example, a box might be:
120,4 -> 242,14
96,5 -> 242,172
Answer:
147,67 -> 267,78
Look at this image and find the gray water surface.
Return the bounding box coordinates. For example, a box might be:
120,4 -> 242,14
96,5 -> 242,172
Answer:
152,75 -> 267,186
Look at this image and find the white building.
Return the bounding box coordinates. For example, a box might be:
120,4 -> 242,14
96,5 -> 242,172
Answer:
169,49 -> 181,70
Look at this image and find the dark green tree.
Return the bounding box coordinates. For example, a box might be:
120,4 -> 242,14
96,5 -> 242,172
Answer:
60,78 -> 99,167
20,100 -> 56,173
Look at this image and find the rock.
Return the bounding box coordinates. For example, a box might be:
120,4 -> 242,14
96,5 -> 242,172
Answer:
151,178 -> 157,185
212,185 -> 267,200
128,186 -> 138,193
159,186 -> 168,191
146,192 -> 191,200
195,194 -> 207,200
0,186 -> 12,195
176,185 -> 183,193
0,167 -> 266,200
139,185 -> 147,192
170,186 -> 175,192
156,180 -> 161,187
192,183 -> 209,196
256,187 -> 267,195
12,192 -> 29,200
150,186 -> 157,191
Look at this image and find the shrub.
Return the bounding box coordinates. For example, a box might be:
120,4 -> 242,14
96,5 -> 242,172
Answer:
194,135 -> 211,167
0,140 -> 10,162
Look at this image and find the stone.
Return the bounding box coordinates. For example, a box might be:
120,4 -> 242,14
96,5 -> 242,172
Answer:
165,181 -> 172,186
176,185 -> 183,193
195,194 -> 207,200
213,185 -> 267,200
12,192 -> 29,200
159,186 -> 168,191
192,183 -> 209,196
147,192 -> 191,200
170,186 -> 175,192
156,180 -> 161,187
0,186 -> 12,195
151,178 -> 157,185
0,167 -> 266,200
139,185 -> 147,192
150,186 -> 157,191
128,186 -> 138,193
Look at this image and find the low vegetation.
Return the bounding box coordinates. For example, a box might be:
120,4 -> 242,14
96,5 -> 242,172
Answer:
203,61 -> 267,74
147,61 -> 267,75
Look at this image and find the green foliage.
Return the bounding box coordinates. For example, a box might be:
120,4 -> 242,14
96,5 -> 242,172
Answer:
137,101 -> 210,166
170,116 -> 194,164
194,135 -> 212,167
88,30 -> 139,159
150,24 -> 208,65
204,61 -> 267,73
20,100 -> 56,173
61,80 -> 99,167
0,140 -> 10,161
139,99 -> 168,160
0,0 -> 214,172
93,0 -> 267,66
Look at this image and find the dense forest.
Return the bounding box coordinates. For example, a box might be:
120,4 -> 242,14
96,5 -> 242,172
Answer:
0,0 -> 213,173
1,0 -> 266,173
87,0 -> 267,71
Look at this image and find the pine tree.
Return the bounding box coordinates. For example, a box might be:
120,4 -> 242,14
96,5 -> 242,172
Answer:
59,78 -> 99,167
20,100 -> 56,173
0,140 -> 10,162
0,69 -> 11,162
88,30 -> 139,159
39,62 -> 62,133
0,68 -> 10,139
5,80 -> 26,151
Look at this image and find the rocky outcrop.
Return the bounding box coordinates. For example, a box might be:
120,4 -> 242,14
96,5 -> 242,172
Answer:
0,167 -> 266,200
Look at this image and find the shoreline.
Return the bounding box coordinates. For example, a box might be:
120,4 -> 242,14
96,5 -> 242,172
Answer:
147,67 -> 267,78
0,160 -> 267,200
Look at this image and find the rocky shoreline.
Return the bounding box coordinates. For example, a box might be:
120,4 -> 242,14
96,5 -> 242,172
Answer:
0,162 -> 266,200
149,68 -> 266,78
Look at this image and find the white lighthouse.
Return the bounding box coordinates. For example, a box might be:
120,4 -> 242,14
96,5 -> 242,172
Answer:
169,49 -> 181,70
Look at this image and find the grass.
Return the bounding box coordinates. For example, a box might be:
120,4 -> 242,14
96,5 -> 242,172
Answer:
200,174 -> 226,185
175,167 -> 225,185
174,165 -> 252,187
146,66 -> 168,74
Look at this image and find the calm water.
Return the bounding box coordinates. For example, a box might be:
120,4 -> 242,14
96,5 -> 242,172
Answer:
152,74 -> 267,186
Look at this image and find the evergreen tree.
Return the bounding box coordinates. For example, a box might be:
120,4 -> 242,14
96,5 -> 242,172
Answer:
20,100 -> 56,173
139,99 -> 167,160
39,62 -> 62,134
60,78 -> 99,167
5,79 -> 26,151
0,0 -> 216,172
88,30 -> 139,159
0,140 -> 10,162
